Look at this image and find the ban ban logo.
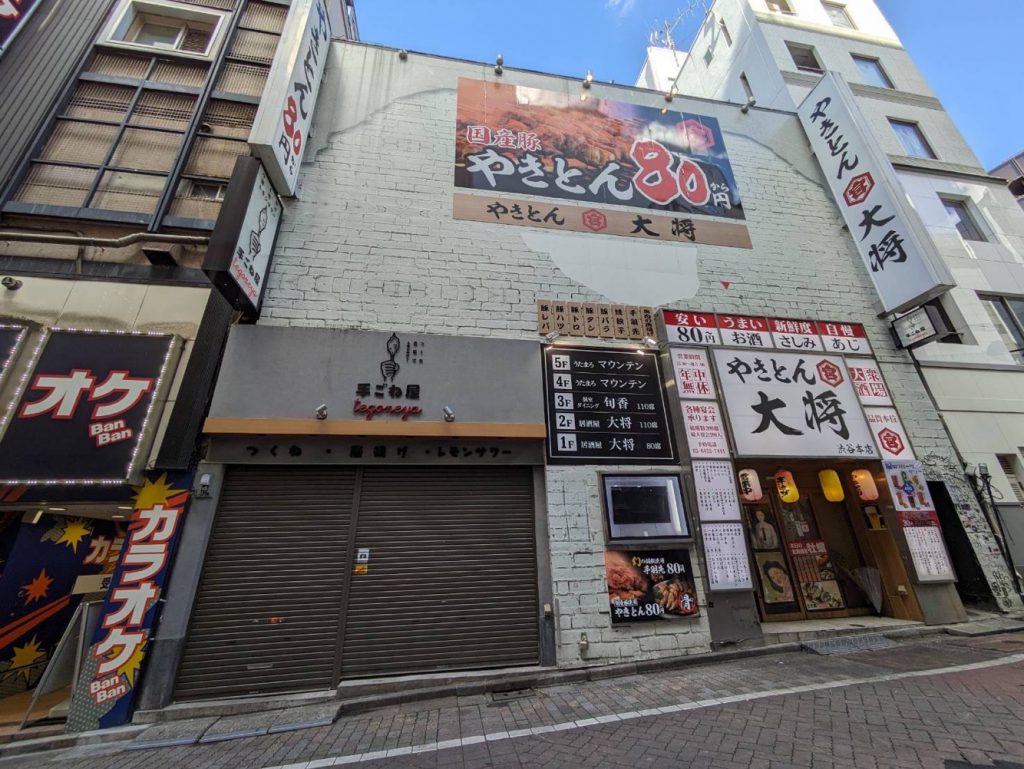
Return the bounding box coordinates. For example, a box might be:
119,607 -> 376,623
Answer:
815,360 -> 844,388
843,172 -> 874,207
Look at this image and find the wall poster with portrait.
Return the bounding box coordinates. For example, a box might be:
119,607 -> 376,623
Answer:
744,504 -> 800,616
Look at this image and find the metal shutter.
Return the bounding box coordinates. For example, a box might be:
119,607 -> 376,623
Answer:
341,466 -> 539,677
174,466 -> 356,700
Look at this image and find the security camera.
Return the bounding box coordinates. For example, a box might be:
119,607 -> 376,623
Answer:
197,472 -> 212,499
314,404 -> 328,420
443,406 -> 455,423
1,276 -> 22,290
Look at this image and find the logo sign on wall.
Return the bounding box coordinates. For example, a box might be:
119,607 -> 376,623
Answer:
712,349 -> 877,458
1,0 -> 41,56
0,323 -> 26,386
454,78 -> 751,248
66,473 -> 190,731
0,331 -> 179,484
249,0 -> 332,196
204,156 -> 283,319
797,73 -> 953,314
543,346 -> 675,463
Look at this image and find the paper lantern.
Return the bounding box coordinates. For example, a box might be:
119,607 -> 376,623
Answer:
851,468 -> 879,502
818,469 -> 845,502
738,468 -> 763,502
774,470 -> 799,503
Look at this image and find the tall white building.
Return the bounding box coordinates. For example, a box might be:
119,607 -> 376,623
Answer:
639,0 -> 1024,589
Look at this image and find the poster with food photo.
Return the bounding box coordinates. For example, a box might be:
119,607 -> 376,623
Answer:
604,549 -> 699,624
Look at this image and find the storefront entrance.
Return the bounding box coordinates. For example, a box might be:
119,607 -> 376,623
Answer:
740,462 -> 922,624
174,464 -> 541,701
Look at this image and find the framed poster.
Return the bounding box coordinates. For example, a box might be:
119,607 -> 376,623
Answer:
605,549 -> 699,623
692,460 -> 741,522
701,522 -> 753,592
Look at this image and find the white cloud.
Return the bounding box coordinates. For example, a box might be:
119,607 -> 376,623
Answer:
606,0 -> 638,16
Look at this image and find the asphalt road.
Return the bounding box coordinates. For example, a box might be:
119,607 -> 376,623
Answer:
8,631 -> 1024,769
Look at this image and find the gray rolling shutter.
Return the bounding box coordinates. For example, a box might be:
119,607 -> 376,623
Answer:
341,466 -> 538,677
174,466 -> 355,700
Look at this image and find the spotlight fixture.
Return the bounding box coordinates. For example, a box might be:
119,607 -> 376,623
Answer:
583,70 -> 593,88
494,53 -> 503,75
314,404 -> 328,420
398,49 -> 408,60
1,276 -> 22,290
643,336 -> 660,349
443,406 -> 456,423
543,331 -> 562,343
740,96 -> 757,114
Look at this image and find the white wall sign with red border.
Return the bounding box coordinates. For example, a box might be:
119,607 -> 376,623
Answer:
816,321 -> 873,356
670,347 -> 717,400
865,407 -> 914,460
663,311 -> 721,345
768,318 -> 823,352
847,359 -> 893,407
717,314 -> 772,349
681,400 -> 730,458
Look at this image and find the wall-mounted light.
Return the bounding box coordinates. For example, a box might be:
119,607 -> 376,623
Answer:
544,331 -> 562,343
740,96 -> 756,114
643,336 -> 659,349
851,468 -> 879,501
738,468 -> 762,502
583,69 -> 593,88
818,469 -> 845,502
443,406 -> 455,423
774,469 -> 799,504
398,49 -> 408,61
1,276 -> 22,291
494,53 -> 503,75
314,404 -> 328,420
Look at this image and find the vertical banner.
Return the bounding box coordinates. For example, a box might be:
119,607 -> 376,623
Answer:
66,473 -> 191,732
882,460 -> 955,584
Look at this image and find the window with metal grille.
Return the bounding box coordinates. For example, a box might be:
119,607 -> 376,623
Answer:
101,0 -> 226,60
997,455 -> 1024,505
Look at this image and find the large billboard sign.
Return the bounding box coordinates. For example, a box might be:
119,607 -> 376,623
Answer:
712,349 -> 878,459
455,78 -> 751,248
249,0 -> 331,196
797,73 -> 953,314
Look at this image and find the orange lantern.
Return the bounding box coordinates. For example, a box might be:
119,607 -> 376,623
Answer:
818,469 -> 845,502
774,470 -> 799,503
851,468 -> 879,502
738,468 -> 763,502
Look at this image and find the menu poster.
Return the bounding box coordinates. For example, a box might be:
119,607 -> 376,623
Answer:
693,460 -> 742,522
605,549 -> 699,623
883,460 -> 934,512
701,522 -> 753,591
899,509 -> 956,583
681,400 -> 730,459
787,539 -> 845,611
543,346 -> 676,463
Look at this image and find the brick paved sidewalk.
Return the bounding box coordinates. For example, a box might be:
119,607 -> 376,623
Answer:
6,632 -> 1024,769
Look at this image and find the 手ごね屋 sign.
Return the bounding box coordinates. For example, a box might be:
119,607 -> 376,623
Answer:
712,349 -> 877,458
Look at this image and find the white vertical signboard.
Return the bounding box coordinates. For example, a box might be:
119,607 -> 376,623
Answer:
797,73 -> 953,314
229,163 -> 282,309
249,0 -> 332,196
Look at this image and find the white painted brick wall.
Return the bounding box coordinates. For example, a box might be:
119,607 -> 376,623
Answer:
263,42 -> 1020,668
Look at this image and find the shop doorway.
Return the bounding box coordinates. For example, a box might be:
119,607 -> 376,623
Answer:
740,462 -> 922,623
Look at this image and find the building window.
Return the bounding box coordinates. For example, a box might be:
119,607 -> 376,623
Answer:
980,295 -> 1024,363
720,19 -> 732,47
889,119 -> 936,159
822,2 -> 855,28
766,0 -> 793,14
101,0 -> 227,60
740,72 -> 754,100
786,42 -> 823,73
852,55 -> 893,88
939,197 -> 986,242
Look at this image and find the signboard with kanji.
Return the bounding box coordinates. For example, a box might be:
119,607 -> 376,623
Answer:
543,346 -> 675,463
797,73 -> 953,313
865,407 -> 914,459
701,522 -> 754,592
680,400 -> 730,458
0,331 -> 178,483
815,321 -> 873,356
605,549 -> 699,623
455,78 -> 751,248
663,311 -> 721,345
670,347 -> 716,399
712,349 -> 877,458
692,460 -> 742,521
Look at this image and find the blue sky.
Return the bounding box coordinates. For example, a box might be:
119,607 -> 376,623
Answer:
356,0 -> 1021,170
